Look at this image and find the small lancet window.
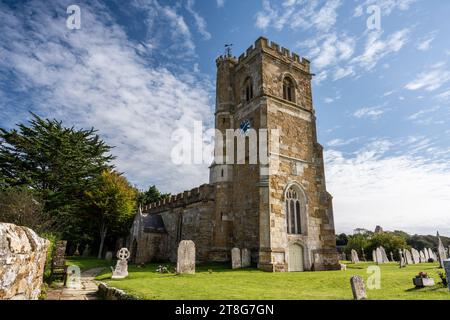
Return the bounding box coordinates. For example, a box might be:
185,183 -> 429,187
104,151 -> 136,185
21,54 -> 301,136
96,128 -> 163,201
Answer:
286,187 -> 302,235
283,77 -> 295,102
244,78 -> 253,102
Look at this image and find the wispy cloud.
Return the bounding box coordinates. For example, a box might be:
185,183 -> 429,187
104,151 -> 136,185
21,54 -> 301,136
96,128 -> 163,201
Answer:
353,106 -> 385,119
354,0 -> 417,17
405,62 -> 450,92
416,31 -> 437,51
186,0 -> 212,40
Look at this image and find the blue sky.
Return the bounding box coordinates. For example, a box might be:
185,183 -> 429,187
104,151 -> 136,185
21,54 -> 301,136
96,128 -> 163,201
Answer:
1,0 -> 450,235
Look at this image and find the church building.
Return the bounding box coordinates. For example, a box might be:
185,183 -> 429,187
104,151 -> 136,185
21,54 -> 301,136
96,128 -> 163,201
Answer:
129,37 -> 340,272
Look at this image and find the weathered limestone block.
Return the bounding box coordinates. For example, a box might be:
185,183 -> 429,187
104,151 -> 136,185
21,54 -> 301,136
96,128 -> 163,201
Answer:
241,248 -> 251,268
0,223 -> 50,300
177,240 -> 195,274
350,275 -> 367,300
231,248 -> 241,269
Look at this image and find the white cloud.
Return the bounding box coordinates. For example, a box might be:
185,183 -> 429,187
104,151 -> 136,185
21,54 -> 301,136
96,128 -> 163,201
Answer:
416,33 -> 436,51
352,29 -> 410,71
353,106 -> 385,119
436,89 -> 450,101
354,0 -> 417,17
405,62 -> 450,92
186,0 -> 212,40
326,137 -> 450,235
255,0 -> 342,32
0,1 -> 213,193
327,137 -> 360,147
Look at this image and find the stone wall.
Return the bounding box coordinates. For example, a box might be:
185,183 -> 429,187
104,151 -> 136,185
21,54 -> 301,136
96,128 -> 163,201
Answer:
0,223 -> 50,300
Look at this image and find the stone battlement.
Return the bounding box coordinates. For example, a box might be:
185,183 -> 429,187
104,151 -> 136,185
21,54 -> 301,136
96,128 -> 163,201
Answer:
142,184 -> 214,214
216,37 -> 310,72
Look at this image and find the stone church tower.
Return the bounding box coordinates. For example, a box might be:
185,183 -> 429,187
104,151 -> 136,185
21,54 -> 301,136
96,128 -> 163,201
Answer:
130,37 -> 339,272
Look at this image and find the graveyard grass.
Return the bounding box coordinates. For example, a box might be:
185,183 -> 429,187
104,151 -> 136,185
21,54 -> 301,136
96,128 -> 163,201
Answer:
90,260 -> 450,300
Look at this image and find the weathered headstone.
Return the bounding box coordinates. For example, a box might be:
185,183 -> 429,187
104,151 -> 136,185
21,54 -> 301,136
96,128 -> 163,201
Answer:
372,250 -> 377,263
361,248 -> 367,262
424,248 -> 430,261
82,244 -> 91,257
177,240 -> 195,274
111,248 -> 130,279
404,249 -> 413,265
419,250 -> 426,263
380,246 -> 389,263
241,248 -> 251,268
411,248 -> 420,264
443,259 -> 450,291
350,275 -> 367,300
351,249 -> 360,264
231,247 -> 242,269
105,251 -> 113,261
399,250 -> 406,268
437,232 -> 447,268
427,248 -> 436,261
65,265 -> 82,289
74,243 -> 80,256
376,247 -> 383,264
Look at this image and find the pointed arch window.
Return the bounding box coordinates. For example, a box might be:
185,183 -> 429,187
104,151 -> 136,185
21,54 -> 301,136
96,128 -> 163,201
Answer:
283,77 -> 295,102
244,77 -> 253,102
286,186 -> 302,234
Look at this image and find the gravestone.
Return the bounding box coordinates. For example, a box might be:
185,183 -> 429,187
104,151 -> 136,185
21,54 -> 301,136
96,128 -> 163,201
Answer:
390,252 -> 395,262
376,248 -> 383,264
443,259 -> 450,291
231,247 -> 242,269
65,265 -> 82,289
350,276 -> 367,300
380,246 -> 389,263
424,248 -> 430,261
404,249 -> 413,265
111,248 -> 130,279
82,244 -> 91,257
372,250 -> 377,263
241,248 -> 251,268
411,248 -> 420,264
428,248 -> 436,261
437,232 -> 447,268
51,240 -> 67,279
177,240 -> 196,274
74,244 -> 80,256
399,250 -> 406,268
419,250 -> 426,263
351,249 -> 359,264
105,251 -> 113,261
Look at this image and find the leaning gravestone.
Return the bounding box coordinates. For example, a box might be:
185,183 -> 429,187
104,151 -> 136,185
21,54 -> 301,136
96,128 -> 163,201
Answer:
424,249 -> 430,261
419,250 -> 426,263
428,248 -> 436,261
443,259 -> 450,291
411,248 -> 420,264
380,246 -> 389,263
111,248 -> 130,279
177,240 -> 195,274
231,247 -> 242,269
351,249 -> 359,264
376,248 -> 383,264
350,276 -> 367,300
399,250 -> 406,268
404,249 -> 413,265
437,233 -> 447,268
241,248 -> 251,268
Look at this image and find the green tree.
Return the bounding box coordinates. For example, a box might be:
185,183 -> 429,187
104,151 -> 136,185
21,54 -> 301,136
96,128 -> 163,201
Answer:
0,113 -> 114,238
366,232 -> 408,260
345,234 -> 370,258
85,170 -> 138,258
138,185 -> 170,205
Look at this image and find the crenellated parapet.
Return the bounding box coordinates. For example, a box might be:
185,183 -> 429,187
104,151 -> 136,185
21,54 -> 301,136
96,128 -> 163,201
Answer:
141,184 -> 215,214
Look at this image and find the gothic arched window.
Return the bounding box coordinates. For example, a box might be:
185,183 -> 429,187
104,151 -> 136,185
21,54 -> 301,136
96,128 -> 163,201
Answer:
244,77 -> 253,102
286,186 -> 302,234
283,77 -> 295,102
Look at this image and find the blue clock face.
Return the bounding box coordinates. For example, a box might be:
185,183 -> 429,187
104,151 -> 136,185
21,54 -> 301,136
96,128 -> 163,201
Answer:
240,119 -> 251,135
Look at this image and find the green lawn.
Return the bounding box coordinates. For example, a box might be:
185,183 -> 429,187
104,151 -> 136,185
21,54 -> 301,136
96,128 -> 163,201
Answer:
93,261 -> 450,300
65,256 -> 112,272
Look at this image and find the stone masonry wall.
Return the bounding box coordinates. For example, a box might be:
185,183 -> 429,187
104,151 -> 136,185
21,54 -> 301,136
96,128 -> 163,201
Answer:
0,223 -> 49,300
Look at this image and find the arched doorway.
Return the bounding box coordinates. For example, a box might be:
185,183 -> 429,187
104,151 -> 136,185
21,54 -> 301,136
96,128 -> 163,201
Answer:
288,243 -> 304,272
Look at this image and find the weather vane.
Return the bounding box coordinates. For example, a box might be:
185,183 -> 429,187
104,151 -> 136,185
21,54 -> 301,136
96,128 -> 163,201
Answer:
224,43 -> 233,57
